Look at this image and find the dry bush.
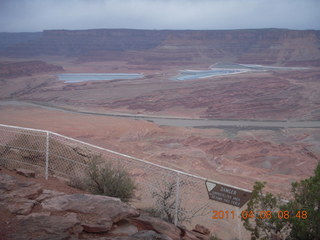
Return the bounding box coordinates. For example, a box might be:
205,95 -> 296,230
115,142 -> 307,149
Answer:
71,155 -> 136,203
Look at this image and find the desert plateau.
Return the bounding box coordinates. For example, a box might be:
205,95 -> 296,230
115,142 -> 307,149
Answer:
1,28 -> 320,239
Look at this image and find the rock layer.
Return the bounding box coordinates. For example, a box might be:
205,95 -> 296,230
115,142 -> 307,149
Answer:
0,171 -> 209,240
1,29 -> 320,66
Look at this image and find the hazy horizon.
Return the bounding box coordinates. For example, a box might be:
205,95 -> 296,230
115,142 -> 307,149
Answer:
2,27 -> 319,34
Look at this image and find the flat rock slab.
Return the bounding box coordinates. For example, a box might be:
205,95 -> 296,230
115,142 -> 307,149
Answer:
0,173 -> 42,200
102,230 -> 174,240
110,223 -> 139,236
82,222 -> 112,233
189,231 -> 210,240
9,212 -> 82,240
15,168 -> 36,178
82,217 -> 113,233
42,194 -> 140,223
0,172 -> 203,240
131,230 -> 173,240
193,224 -> 210,235
9,182 -> 42,199
7,198 -> 36,215
132,215 -> 181,240
35,189 -> 65,203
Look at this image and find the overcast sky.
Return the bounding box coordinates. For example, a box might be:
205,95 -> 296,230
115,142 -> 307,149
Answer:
0,0 -> 319,32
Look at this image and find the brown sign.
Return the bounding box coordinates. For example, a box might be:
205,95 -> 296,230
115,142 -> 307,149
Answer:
205,180 -> 251,208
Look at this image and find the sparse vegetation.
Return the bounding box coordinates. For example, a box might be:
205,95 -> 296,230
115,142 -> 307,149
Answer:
150,178 -> 183,223
70,155 -> 136,203
149,177 -> 208,224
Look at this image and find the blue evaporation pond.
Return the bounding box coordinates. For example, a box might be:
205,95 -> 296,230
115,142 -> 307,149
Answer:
173,69 -> 245,81
58,73 -> 143,83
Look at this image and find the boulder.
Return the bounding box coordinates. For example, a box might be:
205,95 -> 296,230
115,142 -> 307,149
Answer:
0,179 -> 16,195
35,189 -> 65,202
42,194 -> 140,223
0,172 -> 16,185
0,172 -> 204,240
0,173 -> 42,199
82,217 -> 113,233
82,223 -> 112,233
131,215 -> 181,240
15,168 -> 36,178
16,212 -> 51,218
0,173 -> 42,216
193,224 -> 210,235
178,226 -> 201,240
110,222 -> 139,236
7,198 -> 36,215
131,230 -> 173,240
9,182 -> 42,199
189,230 -> 210,240
10,212 -> 82,240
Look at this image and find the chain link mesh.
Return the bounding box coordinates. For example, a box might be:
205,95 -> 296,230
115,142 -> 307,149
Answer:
0,124 -> 249,239
0,125 -> 47,175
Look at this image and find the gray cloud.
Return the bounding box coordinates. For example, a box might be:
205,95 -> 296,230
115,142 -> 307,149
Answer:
0,0 -> 319,32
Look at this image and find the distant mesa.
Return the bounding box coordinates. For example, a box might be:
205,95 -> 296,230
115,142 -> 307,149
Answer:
0,29 -> 319,66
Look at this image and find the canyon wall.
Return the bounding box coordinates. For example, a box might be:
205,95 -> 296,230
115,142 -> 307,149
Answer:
1,29 -> 320,66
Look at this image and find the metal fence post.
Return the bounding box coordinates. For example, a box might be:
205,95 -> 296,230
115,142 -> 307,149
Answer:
45,131 -> 49,180
174,173 -> 180,226
236,207 -> 243,240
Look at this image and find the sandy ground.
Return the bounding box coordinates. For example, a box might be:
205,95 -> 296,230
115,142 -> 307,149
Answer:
1,58 -> 319,197
0,166 -> 85,195
1,104 -> 319,198
1,57 -> 320,120
1,59 -> 319,239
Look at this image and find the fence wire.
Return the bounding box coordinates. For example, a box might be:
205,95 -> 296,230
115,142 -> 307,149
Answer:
0,123 -> 250,240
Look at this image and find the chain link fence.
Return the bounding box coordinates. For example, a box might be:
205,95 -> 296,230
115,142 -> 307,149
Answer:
0,123 -> 251,240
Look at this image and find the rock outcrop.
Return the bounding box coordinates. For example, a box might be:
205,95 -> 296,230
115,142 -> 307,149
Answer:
0,171 -> 210,240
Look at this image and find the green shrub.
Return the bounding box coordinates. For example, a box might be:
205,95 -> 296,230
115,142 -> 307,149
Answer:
85,156 -> 136,203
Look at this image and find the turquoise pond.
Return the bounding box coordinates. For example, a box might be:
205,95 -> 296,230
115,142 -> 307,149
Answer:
172,64 -> 307,81
173,69 -> 246,81
58,73 -> 143,83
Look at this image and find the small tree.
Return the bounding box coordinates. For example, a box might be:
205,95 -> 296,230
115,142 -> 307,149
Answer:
242,182 -> 289,240
243,162 -> 320,240
285,163 -> 320,240
149,177 -> 208,224
149,178 -> 185,223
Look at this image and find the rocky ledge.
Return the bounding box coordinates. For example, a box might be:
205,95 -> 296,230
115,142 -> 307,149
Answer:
0,169 -> 211,240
